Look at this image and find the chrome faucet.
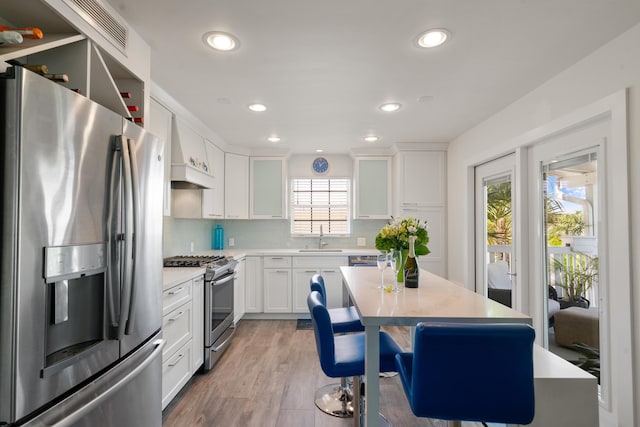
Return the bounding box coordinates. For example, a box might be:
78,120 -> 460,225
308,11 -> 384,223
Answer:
318,225 -> 328,249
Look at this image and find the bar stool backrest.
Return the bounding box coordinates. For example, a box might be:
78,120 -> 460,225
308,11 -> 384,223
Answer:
307,290 -> 336,374
407,322 -> 535,424
310,274 -> 326,306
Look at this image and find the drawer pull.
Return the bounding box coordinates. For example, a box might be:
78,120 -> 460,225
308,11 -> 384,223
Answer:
270,257 -> 284,260
168,286 -> 185,295
305,270 -> 316,273
168,353 -> 185,367
168,311 -> 185,322
323,270 -> 336,273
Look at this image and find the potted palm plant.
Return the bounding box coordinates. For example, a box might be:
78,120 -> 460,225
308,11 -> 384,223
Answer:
551,252 -> 598,308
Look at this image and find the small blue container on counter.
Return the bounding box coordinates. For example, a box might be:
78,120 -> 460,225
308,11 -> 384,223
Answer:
213,224 -> 224,250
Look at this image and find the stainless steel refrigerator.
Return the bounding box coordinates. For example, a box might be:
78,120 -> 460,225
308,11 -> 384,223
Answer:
0,66 -> 165,426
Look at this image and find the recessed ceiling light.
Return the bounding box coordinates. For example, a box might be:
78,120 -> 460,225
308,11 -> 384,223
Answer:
248,103 -> 267,112
379,102 -> 401,112
316,149 -> 324,153
267,136 -> 281,143
417,29 -> 450,48
203,31 -> 239,51
364,135 -> 379,142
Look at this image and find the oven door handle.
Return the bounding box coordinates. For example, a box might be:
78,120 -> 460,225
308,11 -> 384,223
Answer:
212,274 -> 235,286
212,326 -> 236,352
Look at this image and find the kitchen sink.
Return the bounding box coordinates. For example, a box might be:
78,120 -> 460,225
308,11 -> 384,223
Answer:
298,249 -> 343,252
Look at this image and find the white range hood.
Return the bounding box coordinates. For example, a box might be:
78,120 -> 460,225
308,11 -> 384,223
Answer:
171,117 -> 216,189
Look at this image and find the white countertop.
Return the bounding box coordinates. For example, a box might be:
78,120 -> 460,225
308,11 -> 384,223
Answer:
162,267 -> 206,290
162,248 -> 379,288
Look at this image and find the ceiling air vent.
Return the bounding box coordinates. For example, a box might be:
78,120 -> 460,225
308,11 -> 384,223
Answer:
64,0 -> 128,52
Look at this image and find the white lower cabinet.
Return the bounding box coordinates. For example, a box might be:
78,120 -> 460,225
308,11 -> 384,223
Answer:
161,275 -> 203,410
244,255 -> 349,315
292,268 -> 320,312
234,257 -> 246,323
263,256 -> 292,313
245,256 -> 263,313
292,256 -> 348,312
191,276 -> 204,373
162,340 -> 192,410
263,270 -> 292,312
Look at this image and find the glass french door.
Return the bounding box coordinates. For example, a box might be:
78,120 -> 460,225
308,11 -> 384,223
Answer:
475,154 -> 517,307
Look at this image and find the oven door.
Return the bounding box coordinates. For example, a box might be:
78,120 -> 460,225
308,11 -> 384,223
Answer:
206,271 -> 234,346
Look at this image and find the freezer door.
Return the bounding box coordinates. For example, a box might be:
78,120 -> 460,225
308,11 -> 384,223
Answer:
24,333 -> 165,427
1,68 -> 122,423
118,120 -> 164,356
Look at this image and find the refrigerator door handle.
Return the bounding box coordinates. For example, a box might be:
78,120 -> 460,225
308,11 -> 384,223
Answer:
49,339 -> 165,427
106,145 -> 121,331
116,135 -> 134,340
124,138 -> 140,335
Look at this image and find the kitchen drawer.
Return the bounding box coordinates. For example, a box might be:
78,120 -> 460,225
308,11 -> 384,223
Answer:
263,256 -> 291,268
162,301 -> 192,359
162,339 -> 192,410
292,256 -> 347,269
162,279 -> 193,315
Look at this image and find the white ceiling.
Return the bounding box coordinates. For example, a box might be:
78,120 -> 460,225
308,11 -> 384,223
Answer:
111,0 -> 640,154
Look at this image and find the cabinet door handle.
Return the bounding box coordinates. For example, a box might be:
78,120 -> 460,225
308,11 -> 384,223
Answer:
168,353 -> 185,367
168,286 -> 185,295
276,270 -> 289,274
270,257 -> 284,260
305,270 -> 316,273
323,270 -> 336,273
168,311 -> 185,322
359,215 -> 370,218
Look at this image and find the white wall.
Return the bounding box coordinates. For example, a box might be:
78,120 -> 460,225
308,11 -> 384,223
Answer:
447,23 -> 640,426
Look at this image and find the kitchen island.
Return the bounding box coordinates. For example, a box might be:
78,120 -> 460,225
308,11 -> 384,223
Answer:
340,266 -> 597,427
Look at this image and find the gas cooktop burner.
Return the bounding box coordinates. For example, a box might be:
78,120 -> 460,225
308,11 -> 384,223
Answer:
163,255 -> 228,268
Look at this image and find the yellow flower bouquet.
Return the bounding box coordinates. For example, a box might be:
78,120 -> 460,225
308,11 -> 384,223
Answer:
375,216 -> 430,255
375,217 -> 430,281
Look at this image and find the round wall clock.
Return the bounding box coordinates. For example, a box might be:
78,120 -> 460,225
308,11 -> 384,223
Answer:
312,157 -> 329,174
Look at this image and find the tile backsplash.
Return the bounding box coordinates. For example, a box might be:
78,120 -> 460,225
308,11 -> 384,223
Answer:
163,217 -> 386,257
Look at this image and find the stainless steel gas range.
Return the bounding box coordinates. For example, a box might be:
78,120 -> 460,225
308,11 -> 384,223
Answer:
164,255 -> 238,371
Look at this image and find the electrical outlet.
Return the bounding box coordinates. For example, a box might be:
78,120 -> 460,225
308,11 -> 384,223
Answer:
229,237 -> 235,247
357,237 -> 366,247
190,241 -> 195,253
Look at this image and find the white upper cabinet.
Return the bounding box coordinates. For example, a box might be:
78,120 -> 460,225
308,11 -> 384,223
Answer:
225,153 -> 249,219
250,157 -> 287,219
149,98 -> 173,216
202,140 -> 224,218
354,157 -> 392,219
395,151 -> 446,207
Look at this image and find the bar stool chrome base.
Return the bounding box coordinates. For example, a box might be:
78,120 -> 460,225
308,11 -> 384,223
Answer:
314,380 -> 354,418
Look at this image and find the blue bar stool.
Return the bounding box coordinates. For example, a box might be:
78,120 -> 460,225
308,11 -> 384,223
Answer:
310,274 -> 364,334
394,322 -> 536,427
309,274 -> 364,417
308,290 -> 402,424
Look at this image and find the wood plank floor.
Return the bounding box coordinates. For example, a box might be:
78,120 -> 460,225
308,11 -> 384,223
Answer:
162,320 -> 478,427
